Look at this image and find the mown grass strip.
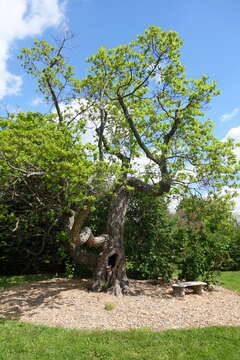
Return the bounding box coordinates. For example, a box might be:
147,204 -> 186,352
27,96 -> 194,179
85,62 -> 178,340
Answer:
0,320 -> 240,360
220,271 -> 240,293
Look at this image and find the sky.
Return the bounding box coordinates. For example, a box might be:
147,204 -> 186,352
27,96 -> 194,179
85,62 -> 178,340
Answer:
0,0 -> 240,211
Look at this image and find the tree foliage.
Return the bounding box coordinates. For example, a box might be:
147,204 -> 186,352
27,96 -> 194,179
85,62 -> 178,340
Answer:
0,112 -> 106,209
0,112 -> 110,274
81,26 -> 238,198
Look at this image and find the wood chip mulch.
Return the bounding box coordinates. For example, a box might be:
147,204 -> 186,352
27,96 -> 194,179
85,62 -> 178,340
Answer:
0,278 -> 240,331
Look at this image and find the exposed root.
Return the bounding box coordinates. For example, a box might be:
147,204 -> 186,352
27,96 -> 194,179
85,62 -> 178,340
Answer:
106,280 -> 123,296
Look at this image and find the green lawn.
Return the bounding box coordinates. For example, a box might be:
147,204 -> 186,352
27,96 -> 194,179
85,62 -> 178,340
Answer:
0,274 -> 56,289
0,320 -> 240,360
220,271 -> 240,293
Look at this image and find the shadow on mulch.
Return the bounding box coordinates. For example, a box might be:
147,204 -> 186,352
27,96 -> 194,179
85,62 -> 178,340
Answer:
0,278 -> 91,319
0,277 -> 215,320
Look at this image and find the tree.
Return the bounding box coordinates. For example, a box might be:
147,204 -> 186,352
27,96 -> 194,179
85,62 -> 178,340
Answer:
78,26 -> 238,294
16,27 -> 238,295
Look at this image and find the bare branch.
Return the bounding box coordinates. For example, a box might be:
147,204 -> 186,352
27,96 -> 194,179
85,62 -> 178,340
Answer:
0,151 -> 45,177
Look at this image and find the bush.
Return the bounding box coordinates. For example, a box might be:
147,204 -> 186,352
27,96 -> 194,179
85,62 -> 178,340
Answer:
125,193 -> 178,280
176,195 -> 236,283
0,197 -> 69,275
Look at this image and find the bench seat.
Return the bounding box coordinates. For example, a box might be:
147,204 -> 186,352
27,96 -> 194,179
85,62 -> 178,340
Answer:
172,281 -> 207,296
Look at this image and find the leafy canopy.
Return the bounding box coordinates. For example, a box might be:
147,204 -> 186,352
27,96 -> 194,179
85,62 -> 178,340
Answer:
15,26 -> 239,202
0,112 -> 113,211
81,26 -> 238,196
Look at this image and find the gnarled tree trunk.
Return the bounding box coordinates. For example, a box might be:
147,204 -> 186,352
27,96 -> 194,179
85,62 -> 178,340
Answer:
69,207 -> 100,271
69,186 -> 129,295
92,186 -> 129,295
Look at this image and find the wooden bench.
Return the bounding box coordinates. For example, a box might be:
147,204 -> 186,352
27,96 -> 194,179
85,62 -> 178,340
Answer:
172,281 -> 207,296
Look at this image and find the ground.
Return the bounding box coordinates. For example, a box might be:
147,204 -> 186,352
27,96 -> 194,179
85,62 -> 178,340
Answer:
0,278 -> 240,331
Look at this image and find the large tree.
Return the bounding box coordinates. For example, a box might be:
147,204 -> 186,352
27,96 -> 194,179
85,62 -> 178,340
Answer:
16,27 -> 238,295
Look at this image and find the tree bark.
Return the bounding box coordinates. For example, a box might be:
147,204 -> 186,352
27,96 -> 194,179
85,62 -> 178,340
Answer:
69,208 -> 98,270
91,185 -> 130,295
69,207 -> 109,273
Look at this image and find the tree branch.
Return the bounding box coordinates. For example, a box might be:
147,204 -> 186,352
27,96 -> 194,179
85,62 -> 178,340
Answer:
119,53 -> 164,99
127,176 -> 170,196
45,77 -> 64,125
117,95 -> 162,166
117,95 -> 172,194
96,123 -> 130,167
164,109 -> 180,144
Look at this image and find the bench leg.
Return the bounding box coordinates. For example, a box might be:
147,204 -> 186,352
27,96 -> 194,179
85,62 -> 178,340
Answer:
173,287 -> 185,296
193,285 -> 204,295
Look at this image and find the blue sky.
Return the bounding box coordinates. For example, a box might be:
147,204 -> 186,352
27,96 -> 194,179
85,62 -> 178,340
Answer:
1,0 -> 240,212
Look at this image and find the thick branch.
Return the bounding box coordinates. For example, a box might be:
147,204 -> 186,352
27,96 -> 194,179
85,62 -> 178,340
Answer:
96,123 -> 130,167
70,246 -> 98,270
97,108 -> 107,161
117,95 -> 162,166
69,208 -> 90,245
165,113 -> 180,144
77,226 -> 108,247
117,95 -> 181,195
117,95 -> 171,193
42,36 -> 71,126
45,77 -> 64,125
127,176 -> 170,196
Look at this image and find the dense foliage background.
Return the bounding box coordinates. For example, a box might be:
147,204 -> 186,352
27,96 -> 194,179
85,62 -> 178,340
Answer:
1,185 -> 239,281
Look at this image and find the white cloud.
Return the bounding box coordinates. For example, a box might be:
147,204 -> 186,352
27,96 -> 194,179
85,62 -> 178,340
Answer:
223,126 -> 240,143
0,0 -> 66,99
221,108 -> 240,122
30,96 -> 43,106
54,99 -> 97,144
222,126 -> 240,159
168,197 -> 180,213
233,194 -> 240,218
132,156 -> 151,175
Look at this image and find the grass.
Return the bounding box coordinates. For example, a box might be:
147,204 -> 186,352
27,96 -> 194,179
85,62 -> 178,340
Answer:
220,271 -> 240,293
0,274 -> 57,289
104,302 -> 116,311
0,320 -> 240,360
